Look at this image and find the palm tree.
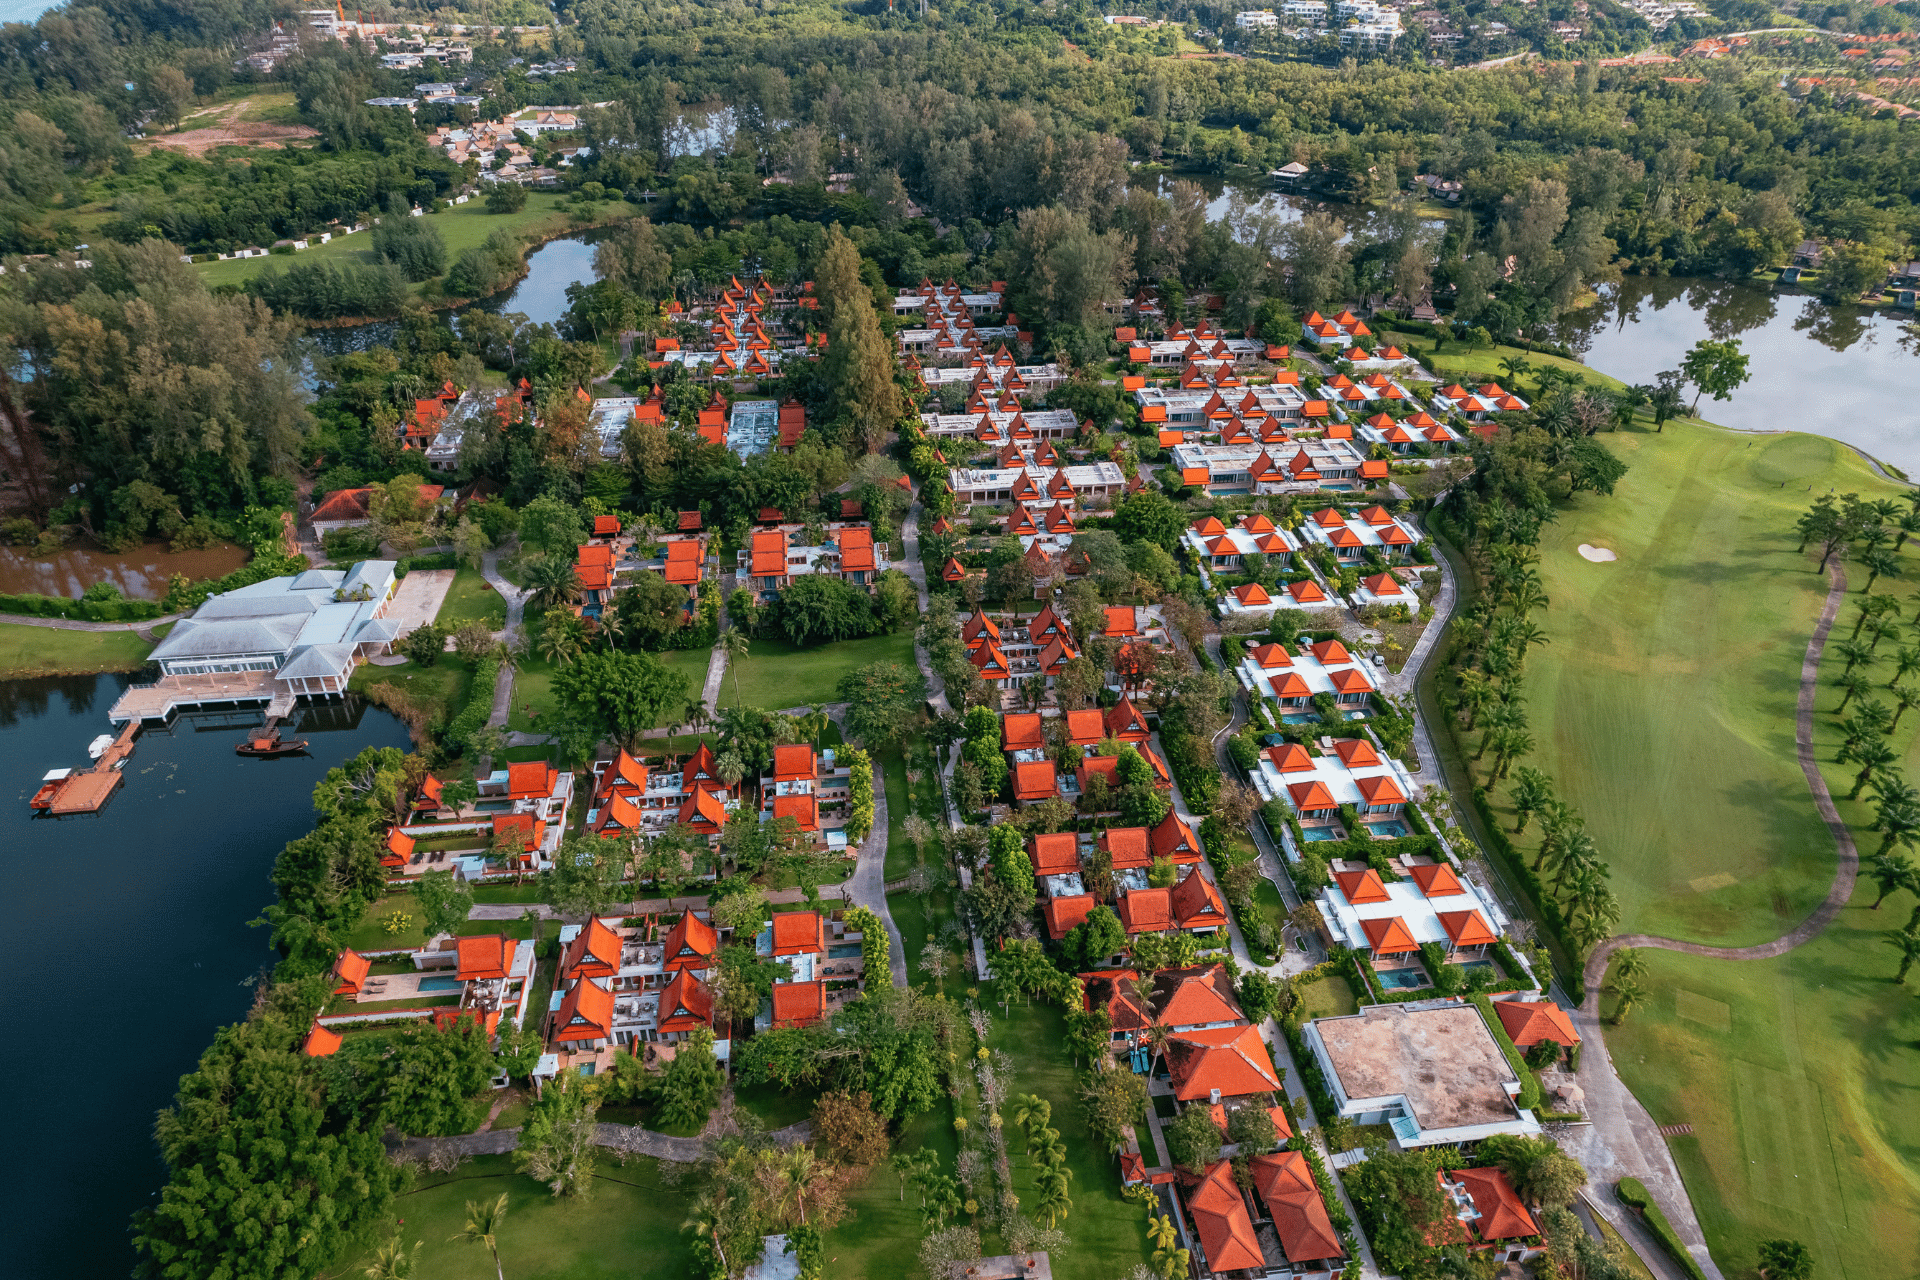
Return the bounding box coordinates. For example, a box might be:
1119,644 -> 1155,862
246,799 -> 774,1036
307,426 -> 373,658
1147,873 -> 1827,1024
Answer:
780,1146 -> 823,1226
1891,682 -> 1920,734
1551,827 -> 1600,895
1885,930 -> 1920,984
681,1188 -> 733,1274
1152,1244 -> 1191,1280
1570,881 -> 1621,952
523,554 -> 581,614
1142,1021 -> 1173,1082
1499,354 -> 1533,391
1510,767 -> 1554,833
1895,507 -> 1920,552
1148,1211 -> 1180,1255
1029,1126 -> 1068,1170
1532,801 -> 1576,872
1034,1166 -> 1074,1228
1454,669 -> 1494,731
1009,1093 -> 1050,1151
538,618 -> 583,667
1866,852 -> 1916,909
594,607 -> 627,650
1869,615 -> 1903,653
1870,776 -> 1920,855
1836,670 -> 1872,712
1608,973 -> 1646,1025
1836,638 -> 1874,675
721,626 -> 750,707
1847,738 -> 1898,799
1862,544 -> 1902,595
452,1194 -> 509,1280
1491,728 -> 1535,781
1849,598 -> 1880,639
1612,947 -> 1649,986
364,1238 -> 422,1279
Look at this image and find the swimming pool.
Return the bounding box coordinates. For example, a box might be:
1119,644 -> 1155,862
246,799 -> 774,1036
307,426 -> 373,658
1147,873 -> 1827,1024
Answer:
1300,827 -> 1341,842
1375,967 -> 1429,990
1365,820 -> 1409,838
417,976 -> 462,992
1283,713 -> 1319,724
827,944 -> 861,959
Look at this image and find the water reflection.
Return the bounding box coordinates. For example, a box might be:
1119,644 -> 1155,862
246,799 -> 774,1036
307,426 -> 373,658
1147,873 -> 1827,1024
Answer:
0,673 -> 106,727
0,540 -> 248,600
1551,277 -> 1920,473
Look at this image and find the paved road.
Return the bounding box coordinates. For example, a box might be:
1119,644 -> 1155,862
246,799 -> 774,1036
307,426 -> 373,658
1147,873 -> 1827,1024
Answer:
1560,557 -> 1858,1280
0,610 -> 184,636
843,756 -> 911,986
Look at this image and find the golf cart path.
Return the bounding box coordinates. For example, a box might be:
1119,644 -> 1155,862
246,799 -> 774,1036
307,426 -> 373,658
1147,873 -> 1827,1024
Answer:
1568,557 -> 1858,1280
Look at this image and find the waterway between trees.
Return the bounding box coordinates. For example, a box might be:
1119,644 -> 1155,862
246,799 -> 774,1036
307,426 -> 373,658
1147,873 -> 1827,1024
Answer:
0,678 -> 411,1279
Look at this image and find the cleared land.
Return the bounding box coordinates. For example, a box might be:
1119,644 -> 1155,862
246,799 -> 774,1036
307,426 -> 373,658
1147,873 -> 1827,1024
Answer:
1476,416 -> 1920,1276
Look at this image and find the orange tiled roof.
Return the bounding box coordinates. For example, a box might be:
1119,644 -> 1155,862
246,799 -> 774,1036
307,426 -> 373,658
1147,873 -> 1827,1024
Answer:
1187,1160 -> 1265,1271
770,911 -> 825,956
332,948 -> 371,994
1171,867 -> 1228,928
657,968 -> 713,1034
1167,1023 -> 1281,1100
1437,909 -> 1499,949
456,934 -> 517,981
772,792 -> 819,833
1151,810 -> 1201,862
1013,759 -> 1058,802
1287,779 -> 1338,811
1253,1151 -> 1344,1263
1288,579 -> 1327,604
303,1023 -> 343,1057
563,917 -> 621,979
1099,826 -> 1152,869
1360,915 -> 1420,955
771,980 -> 825,1029
1331,738 -> 1380,768
1118,885 -> 1174,933
771,743 -> 817,782
664,908 -> 719,969
1029,831 -> 1081,878
1356,774 -> 1406,807
1267,742 -> 1315,773
1407,861 -> 1466,898
1042,894 -> 1098,940
1335,868 -> 1391,904
1152,963 -> 1243,1028
1492,999 -> 1580,1048
1450,1167 -> 1540,1241
1001,712 -> 1046,752
551,977 -> 614,1042
506,760 -> 557,800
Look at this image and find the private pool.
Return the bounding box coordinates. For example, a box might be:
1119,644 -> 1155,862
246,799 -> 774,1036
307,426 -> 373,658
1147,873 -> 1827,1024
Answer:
1283,713 -> 1320,724
827,944 -> 862,959
1375,967 -> 1430,991
417,976 -> 462,992
1301,827 -> 1342,842
1365,820 -> 1409,838
1322,483 -> 1355,492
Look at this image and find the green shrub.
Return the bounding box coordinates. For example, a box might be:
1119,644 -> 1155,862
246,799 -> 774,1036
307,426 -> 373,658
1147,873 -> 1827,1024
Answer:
1615,1179 -> 1708,1280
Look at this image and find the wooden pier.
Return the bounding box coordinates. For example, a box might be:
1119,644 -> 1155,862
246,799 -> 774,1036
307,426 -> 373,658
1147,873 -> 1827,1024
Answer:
30,721 -> 140,815
109,672 -> 280,723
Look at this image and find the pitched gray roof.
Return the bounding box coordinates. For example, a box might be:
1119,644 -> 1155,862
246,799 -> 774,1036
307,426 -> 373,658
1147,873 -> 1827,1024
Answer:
277,644 -> 356,680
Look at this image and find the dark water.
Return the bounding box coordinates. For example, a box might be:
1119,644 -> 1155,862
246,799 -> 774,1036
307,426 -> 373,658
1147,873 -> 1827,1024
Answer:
1550,277 -> 1920,475
0,542 -> 248,601
306,231 -> 606,360
0,676 -> 412,1279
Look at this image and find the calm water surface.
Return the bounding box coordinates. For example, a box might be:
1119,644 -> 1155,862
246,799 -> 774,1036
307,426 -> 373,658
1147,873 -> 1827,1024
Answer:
0,677 -> 411,1279
1553,278 -> 1920,475
0,541 -> 248,600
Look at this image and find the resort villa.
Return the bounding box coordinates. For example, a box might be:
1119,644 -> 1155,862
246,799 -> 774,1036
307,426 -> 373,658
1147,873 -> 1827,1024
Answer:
1237,640 -> 1380,717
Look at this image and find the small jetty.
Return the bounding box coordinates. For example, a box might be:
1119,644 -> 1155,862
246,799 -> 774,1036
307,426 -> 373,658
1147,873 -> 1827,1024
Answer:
30,721 -> 140,815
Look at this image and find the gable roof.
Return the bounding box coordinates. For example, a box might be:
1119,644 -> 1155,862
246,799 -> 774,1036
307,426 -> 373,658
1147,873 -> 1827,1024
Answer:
1063,708 -> 1106,745
455,933 -> 517,980
551,978 -> 613,1042
332,948 -> 371,994
506,760 -> 557,799
1151,964 -> 1244,1027
657,968 -> 714,1034
1098,826 -> 1152,869
771,980 -> 825,1029
1029,831 -> 1082,878
1171,867 -> 1228,927
677,785 -> 729,832
562,917 -> 622,979
1186,1160 -> 1265,1273
302,1023 -> 343,1057
1451,1167 -> 1541,1241
1042,894 -> 1098,940
1117,886 -> 1174,933
1013,759 -> 1058,801
1492,999 -> 1581,1049
1167,1023 -> 1282,1100
1106,699 -> 1150,741
1253,1151 -> 1344,1263
770,911 -> 825,956
1360,915 -> 1421,955
663,908 -> 719,969
772,792 -> 819,833
1150,810 -> 1201,860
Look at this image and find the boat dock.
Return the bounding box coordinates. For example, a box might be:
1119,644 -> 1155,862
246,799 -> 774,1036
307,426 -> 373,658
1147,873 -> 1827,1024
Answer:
108,672 -> 281,724
30,721 -> 140,815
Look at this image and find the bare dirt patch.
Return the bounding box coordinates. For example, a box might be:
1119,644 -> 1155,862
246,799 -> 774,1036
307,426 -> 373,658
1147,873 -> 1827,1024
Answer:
144,103 -> 317,156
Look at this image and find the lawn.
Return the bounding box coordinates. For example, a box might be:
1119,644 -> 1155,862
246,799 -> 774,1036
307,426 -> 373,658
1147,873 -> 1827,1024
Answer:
190,193 -> 638,293
507,633 -> 707,733
1381,327 -> 1630,396
435,566 -> 508,631
351,656 -> 478,731
336,1153 -> 700,1280
1468,417 -> 1920,1277
0,623 -> 151,676
716,631 -> 916,711
1296,974 -> 1358,1020
881,749 -> 917,880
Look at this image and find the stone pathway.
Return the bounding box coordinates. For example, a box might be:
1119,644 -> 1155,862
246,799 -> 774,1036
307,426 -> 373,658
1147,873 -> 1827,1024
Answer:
0,610 -> 185,635
843,756 -> 911,986
391,1118 -> 813,1164
479,548 -> 527,732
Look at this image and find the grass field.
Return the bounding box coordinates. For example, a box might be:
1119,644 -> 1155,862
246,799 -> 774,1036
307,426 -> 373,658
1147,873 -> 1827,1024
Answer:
0,624 -> 151,676
1381,328 -> 1630,396
1471,416 -> 1920,1276
190,193 -> 636,293
506,639 -> 707,733
351,655 -> 477,731
435,566 -> 508,631
336,1153 -> 701,1280
716,631 -> 916,711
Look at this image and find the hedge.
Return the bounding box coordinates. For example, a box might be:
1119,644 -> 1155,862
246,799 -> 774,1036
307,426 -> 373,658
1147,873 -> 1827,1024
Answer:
1615,1178 -> 1709,1280
446,656 -> 502,751
1469,785 -> 1582,996
0,590 -> 165,621
1469,993 -> 1544,1113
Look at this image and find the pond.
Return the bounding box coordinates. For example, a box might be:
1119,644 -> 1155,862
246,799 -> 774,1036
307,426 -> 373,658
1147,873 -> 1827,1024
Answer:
1129,173 -> 1449,238
0,540 -> 249,601
1550,277 -> 1920,476
0,675 -> 413,1279
306,230 -> 609,360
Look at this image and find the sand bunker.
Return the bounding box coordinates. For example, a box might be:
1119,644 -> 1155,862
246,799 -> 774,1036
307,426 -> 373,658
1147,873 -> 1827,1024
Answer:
1578,544 -> 1618,563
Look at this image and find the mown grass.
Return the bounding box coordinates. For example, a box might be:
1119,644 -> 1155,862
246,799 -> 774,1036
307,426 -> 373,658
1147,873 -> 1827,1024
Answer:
716,631 -> 915,711
1471,416 -> 1920,1276
0,624 -> 151,676
434,566 -> 508,631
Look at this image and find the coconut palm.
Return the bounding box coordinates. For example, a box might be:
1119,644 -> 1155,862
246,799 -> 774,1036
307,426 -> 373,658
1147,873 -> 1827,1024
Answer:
1843,699 -> 1895,748
1863,544 -> 1903,595
1896,508 -> 1920,552
1532,801 -> 1577,873
1890,681 -> 1920,734
1835,638 -> 1874,675
593,607 -> 626,650
1835,670 -> 1872,713
1607,973 -> 1646,1025
681,1188 -> 733,1274
1885,929 -> 1920,984
1611,947 -> 1649,986
1570,882 -> 1621,952
1034,1167 -> 1074,1228
452,1193 -> 509,1280
1498,354 -> 1533,390
523,554 -> 581,614
1509,767 -> 1554,833
1491,728 -> 1535,781
1549,826 -> 1600,895
721,626 -> 750,706
1867,852 -> 1916,909
779,1146 -> 824,1226
1871,785 -> 1920,858
539,616 -> 584,667
1846,738 -> 1898,799
1454,669 -> 1495,731
1868,614 -> 1902,652
1148,1211 -> 1180,1254
1009,1093 -> 1050,1150
364,1238 -> 422,1279
1029,1125 -> 1068,1170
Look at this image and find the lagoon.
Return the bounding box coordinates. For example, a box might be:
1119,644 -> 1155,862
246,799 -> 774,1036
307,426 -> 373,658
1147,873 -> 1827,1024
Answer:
0,677 -> 411,1279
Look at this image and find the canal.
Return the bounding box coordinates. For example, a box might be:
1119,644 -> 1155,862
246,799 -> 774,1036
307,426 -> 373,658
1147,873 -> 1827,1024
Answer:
0,678 -> 411,1280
